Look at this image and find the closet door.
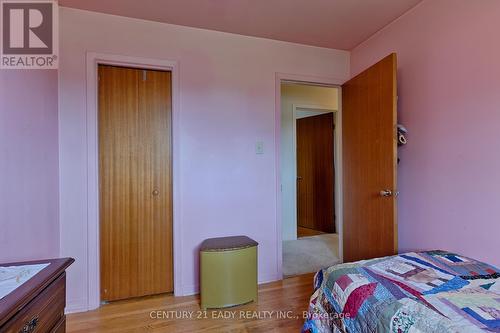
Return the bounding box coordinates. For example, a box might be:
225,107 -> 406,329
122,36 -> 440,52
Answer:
99,65 -> 173,301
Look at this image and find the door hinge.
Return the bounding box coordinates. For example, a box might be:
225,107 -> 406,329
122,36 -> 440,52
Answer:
142,70 -> 147,81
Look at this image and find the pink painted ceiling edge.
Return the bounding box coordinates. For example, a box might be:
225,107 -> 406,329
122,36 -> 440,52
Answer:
58,0 -> 424,50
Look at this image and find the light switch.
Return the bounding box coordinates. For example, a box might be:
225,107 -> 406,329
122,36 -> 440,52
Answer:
255,141 -> 264,154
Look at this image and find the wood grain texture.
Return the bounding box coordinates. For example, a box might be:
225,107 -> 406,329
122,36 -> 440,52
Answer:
137,69 -> 174,296
67,274 -> 315,333
52,317 -> 66,333
2,274 -> 66,333
0,258 -> 74,329
342,53 -> 398,262
296,113 -> 335,233
99,65 -> 173,301
297,226 -> 325,238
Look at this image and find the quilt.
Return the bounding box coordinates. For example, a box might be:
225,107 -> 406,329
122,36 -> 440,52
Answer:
302,251 -> 500,332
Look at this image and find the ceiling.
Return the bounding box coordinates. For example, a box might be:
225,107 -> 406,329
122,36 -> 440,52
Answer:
58,0 -> 423,50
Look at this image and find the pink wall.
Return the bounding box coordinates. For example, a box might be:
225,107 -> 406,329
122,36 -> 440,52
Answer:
0,70 -> 59,262
58,8 -> 349,311
351,0 -> 500,267
4,0 -> 497,315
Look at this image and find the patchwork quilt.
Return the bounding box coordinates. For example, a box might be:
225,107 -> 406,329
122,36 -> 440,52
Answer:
302,251 -> 500,332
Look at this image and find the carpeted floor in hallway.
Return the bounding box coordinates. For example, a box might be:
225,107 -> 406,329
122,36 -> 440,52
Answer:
283,233 -> 340,277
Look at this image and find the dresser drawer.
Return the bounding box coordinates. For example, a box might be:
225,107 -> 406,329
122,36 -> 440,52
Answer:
1,273 -> 66,333
50,317 -> 65,333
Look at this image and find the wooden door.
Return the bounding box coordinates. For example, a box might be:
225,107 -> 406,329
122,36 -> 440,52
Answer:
342,53 -> 397,262
99,65 -> 173,301
296,113 -> 335,234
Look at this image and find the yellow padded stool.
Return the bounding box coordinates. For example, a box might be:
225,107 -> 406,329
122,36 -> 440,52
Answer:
200,236 -> 258,309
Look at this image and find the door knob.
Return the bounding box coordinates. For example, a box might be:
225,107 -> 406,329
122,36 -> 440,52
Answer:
152,189 -> 160,196
297,176 -> 303,180
380,189 -> 393,197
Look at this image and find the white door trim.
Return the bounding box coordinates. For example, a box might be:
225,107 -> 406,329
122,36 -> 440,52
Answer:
274,72 -> 345,279
85,52 -> 182,310
292,104 -> 341,237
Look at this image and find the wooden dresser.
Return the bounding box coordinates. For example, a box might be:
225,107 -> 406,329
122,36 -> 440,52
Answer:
0,258 -> 74,333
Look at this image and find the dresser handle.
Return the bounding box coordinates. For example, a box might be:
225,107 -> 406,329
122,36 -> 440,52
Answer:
19,316 -> 38,333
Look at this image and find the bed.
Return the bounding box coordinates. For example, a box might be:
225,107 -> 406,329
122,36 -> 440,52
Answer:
302,250 -> 499,332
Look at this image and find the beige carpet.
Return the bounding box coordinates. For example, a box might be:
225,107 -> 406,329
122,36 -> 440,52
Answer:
283,233 -> 340,277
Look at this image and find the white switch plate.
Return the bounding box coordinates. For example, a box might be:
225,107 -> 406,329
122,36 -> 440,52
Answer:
255,141 -> 264,154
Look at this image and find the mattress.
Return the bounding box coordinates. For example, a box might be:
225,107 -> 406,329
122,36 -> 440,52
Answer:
302,250 -> 499,332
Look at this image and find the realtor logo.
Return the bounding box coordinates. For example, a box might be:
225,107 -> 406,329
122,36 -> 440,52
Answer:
1,0 -> 58,69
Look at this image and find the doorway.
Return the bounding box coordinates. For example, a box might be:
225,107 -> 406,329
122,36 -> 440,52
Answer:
280,82 -> 341,277
98,65 -> 173,301
278,54 -> 398,278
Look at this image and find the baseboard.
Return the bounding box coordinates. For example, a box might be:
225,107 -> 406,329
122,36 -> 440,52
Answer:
180,284 -> 199,296
258,273 -> 282,285
65,299 -> 89,314
65,274 -> 284,311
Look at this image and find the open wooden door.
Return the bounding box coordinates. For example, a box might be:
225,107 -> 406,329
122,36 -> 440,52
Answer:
342,53 -> 398,262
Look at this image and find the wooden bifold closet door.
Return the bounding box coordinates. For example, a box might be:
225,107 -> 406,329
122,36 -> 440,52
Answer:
99,65 -> 173,301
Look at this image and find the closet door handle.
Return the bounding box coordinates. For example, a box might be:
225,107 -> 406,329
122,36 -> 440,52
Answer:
152,189 -> 160,196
